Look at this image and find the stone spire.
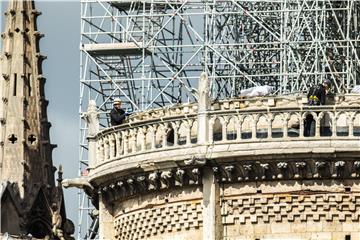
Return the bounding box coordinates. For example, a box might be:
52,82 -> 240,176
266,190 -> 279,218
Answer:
0,1 -> 67,238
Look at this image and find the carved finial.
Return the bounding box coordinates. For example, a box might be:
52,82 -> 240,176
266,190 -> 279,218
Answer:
198,72 -> 210,112
82,100 -> 99,136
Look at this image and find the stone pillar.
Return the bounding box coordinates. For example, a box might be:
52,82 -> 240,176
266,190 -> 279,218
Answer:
197,72 -> 210,145
202,167 -> 222,240
98,193 -> 114,239
84,100 -> 99,170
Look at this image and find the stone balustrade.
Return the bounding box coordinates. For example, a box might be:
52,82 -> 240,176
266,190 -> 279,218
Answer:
89,95 -> 360,182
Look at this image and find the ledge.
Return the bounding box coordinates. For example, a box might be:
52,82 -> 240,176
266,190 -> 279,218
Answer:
87,95 -> 360,187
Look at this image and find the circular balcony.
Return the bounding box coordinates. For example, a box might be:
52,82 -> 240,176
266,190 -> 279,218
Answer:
88,94 -> 360,185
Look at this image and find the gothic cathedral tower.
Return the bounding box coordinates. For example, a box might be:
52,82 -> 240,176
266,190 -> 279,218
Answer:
0,1 -> 72,238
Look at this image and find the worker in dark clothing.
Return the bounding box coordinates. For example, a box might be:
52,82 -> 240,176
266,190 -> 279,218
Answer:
110,98 -> 126,126
304,79 -> 331,136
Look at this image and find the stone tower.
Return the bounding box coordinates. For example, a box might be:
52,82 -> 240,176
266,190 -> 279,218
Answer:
73,74 -> 360,240
0,0 -> 72,238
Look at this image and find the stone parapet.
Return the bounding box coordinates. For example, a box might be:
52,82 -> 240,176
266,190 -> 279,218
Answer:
88,95 -> 360,185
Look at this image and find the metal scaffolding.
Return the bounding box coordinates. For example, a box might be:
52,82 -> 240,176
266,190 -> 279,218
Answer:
78,0 -> 360,238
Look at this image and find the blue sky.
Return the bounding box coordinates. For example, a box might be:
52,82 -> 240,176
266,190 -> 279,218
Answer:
1,0 -> 81,230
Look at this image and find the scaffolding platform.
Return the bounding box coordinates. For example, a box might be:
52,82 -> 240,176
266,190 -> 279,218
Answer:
82,42 -> 151,56
109,0 -> 184,10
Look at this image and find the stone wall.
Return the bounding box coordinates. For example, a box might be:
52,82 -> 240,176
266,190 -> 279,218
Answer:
111,187 -> 203,240
104,180 -> 360,240
222,181 -> 360,240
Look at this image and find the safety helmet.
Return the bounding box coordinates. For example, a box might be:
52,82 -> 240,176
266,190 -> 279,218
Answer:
113,98 -> 121,105
323,79 -> 331,87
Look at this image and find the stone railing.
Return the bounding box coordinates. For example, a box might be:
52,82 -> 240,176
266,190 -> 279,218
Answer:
94,113 -> 198,167
89,102 -> 360,172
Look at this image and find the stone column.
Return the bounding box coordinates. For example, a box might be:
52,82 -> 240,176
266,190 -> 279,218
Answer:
84,100 -> 99,170
98,193 -> 114,239
197,72 -> 210,145
202,167 -> 222,240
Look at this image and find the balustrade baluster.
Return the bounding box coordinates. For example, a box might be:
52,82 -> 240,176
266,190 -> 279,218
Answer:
349,113 -> 355,137
109,134 -> 115,159
140,127 -> 146,151
222,117 -> 228,141
315,115 -> 321,137
331,114 -> 337,137
236,118 -> 242,141
131,128 -> 138,153
251,114 -> 257,140
283,114 -> 289,138
122,131 -> 129,155
96,137 -> 103,165
116,132 -> 122,157
151,125 -> 156,149
186,120 -> 192,145
104,137 -> 110,160
299,116 -> 304,138
267,117 -> 273,139
209,118 -> 214,143
172,121 -> 180,147
159,124 -> 166,148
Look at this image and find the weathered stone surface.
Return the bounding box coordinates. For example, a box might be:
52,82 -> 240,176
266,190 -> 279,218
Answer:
0,1 -> 72,239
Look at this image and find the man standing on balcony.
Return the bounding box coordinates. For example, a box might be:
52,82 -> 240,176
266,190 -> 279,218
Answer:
304,79 -> 331,136
110,98 -> 127,126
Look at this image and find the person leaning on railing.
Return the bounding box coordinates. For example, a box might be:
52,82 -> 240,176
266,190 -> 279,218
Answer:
304,79 -> 332,136
110,98 -> 129,126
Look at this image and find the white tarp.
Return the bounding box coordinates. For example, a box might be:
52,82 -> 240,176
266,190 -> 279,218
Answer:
351,85 -> 360,94
240,85 -> 273,97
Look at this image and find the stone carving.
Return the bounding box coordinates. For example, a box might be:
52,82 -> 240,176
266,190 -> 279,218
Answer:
136,176 -> 147,191
62,177 -> 93,192
276,162 -> 288,179
314,161 -> 326,178
51,203 -> 65,240
189,168 -> 200,184
333,161 -> 346,177
160,170 -> 173,188
127,178 -> 135,195
224,165 -> 235,182
116,181 -> 125,197
175,168 -> 185,186
259,163 -> 270,180
242,164 -> 253,181
352,161 -> 360,177
198,72 -> 210,112
294,162 -> 306,178
148,171 -> 160,190
184,156 -> 206,166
